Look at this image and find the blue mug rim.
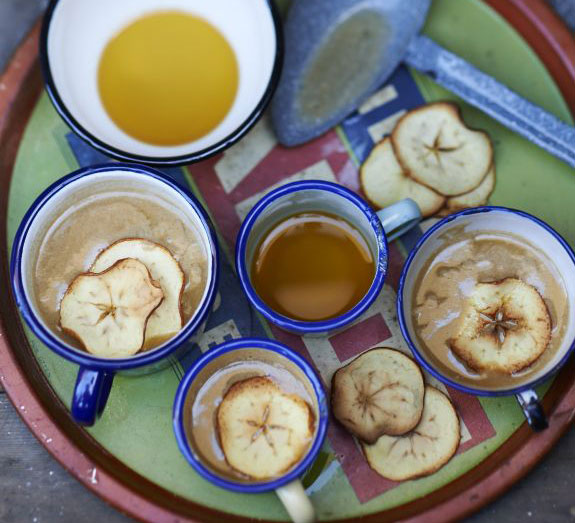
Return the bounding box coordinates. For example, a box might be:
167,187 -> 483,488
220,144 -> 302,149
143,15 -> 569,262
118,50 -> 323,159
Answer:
235,180 -> 388,334
10,163 -> 220,371
172,337 -> 329,493
397,205 -> 575,397
39,0 -> 284,166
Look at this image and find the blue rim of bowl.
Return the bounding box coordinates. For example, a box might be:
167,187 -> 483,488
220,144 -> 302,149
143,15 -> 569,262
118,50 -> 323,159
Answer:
172,337 -> 329,493
235,180 -> 388,334
10,163 -> 220,371
397,205 -> 575,397
39,0 -> 284,166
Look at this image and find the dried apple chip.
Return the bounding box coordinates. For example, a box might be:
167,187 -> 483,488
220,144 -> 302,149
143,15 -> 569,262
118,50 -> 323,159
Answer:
360,137 -> 445,218
92,238 -> 184,347
331,348 -> 424,443
392,102 -> 493,196
451,278 -> 551,374
439,165 -> 496,216
362,387 -> 460,481
217,377 -> 314,480
60,258 -> 163,358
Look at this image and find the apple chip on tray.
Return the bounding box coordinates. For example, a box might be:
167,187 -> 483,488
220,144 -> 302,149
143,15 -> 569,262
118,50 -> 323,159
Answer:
59,258 -> 164,358
360,101 -> 496,218
438,165 -> 496,216
450,277 -> 551,374
331,348 -> 462,481
91,238 -> 185,348
391,102 -> 493,196
362,386 -> 460,481
331,348 -> 425,444
360,137 -> 445,218
217,376 -> 314,480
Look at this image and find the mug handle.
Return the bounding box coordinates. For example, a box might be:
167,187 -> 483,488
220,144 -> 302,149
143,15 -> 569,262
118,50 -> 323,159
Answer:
276,479 -> 315,523
71,368 -> 115,426
516,389 -> 548,432
376,198 -> 422,242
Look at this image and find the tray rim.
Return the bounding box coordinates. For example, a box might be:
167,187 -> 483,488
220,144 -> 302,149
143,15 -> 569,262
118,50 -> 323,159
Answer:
1,1 -> 574,522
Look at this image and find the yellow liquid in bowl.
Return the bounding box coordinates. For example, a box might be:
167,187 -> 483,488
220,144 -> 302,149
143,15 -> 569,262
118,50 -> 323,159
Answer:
98,11 -> 239,146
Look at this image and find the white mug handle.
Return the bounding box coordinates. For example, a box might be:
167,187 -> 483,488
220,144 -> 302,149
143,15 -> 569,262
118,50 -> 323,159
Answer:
275,479 -> 316,523
376,198 -> 422,242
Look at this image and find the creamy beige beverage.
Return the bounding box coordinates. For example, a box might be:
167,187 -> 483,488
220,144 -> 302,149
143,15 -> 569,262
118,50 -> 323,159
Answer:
412,227 -> 569,389
34,191 -> 209,351
184,348 -> 316,481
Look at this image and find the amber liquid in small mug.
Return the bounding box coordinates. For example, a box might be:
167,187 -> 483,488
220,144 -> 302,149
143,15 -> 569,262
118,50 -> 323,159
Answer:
251,212 -> 375,322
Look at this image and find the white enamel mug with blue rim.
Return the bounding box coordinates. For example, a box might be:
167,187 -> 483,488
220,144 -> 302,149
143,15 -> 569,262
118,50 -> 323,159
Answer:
173,338 -> 328,523
236,180 -> 422,335
398,206 -> 575,431
40,0 -> 283,165
10,164 -> 219,426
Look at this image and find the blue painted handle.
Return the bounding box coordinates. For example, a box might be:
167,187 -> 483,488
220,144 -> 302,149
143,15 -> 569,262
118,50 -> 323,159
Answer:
71,368 -> 114,426
405,35 -> 575,168
516,389 -> 548,432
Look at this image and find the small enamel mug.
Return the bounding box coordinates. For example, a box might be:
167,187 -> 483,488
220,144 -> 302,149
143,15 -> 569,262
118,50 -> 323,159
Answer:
398,206 -> 575,431
173,338 -> 328,523
236,180 -> 421,335
10,164 -> 219,426
40,0 -> 282,165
